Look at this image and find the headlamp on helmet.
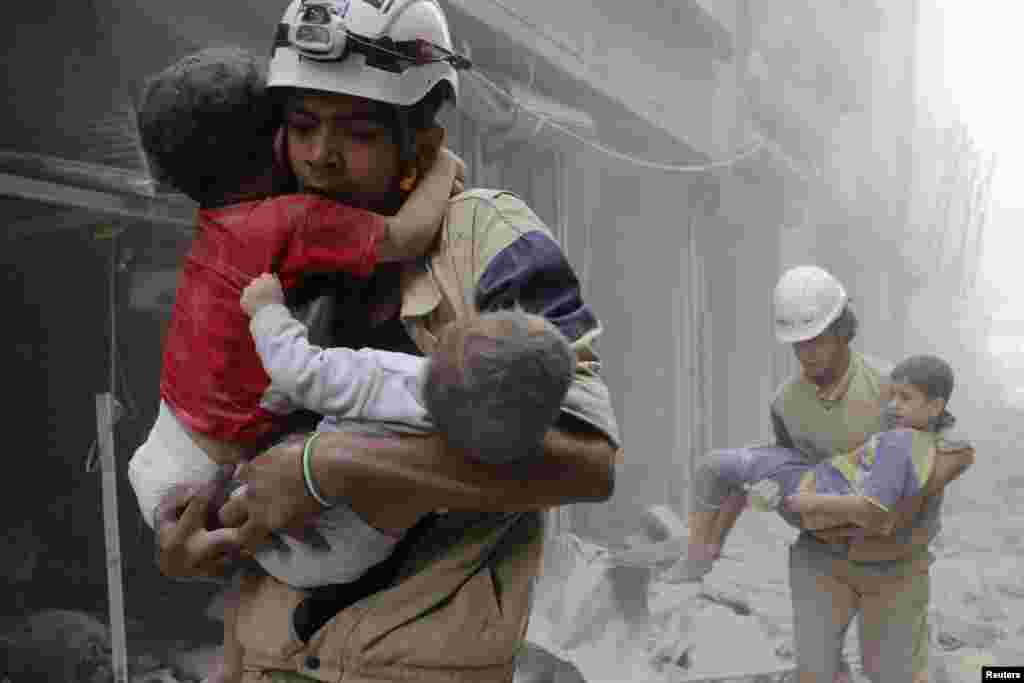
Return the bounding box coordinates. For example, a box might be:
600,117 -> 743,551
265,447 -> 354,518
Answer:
278,0 -> 471,73
289,1 -> 350,60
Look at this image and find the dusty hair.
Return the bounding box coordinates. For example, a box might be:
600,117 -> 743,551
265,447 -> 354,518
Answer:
422,308 -> 575,465
890,354 -> 956,430
137,46 -> 278,205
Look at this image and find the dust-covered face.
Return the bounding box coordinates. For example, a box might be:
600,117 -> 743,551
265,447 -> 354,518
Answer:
792,332 -> 847,387
887,381 -> 944,430
285,91 -> 403,211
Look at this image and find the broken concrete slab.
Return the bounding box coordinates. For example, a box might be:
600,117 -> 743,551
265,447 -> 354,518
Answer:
931,648 -> 1000,683
2,609 -> 113,682
658,604 -> 790,681
514,642 -> 587,683
980,555 -> 1024,600
169,644 -> 221,682
931,609 -> 1008,651
641,505 -> 689,542
132,669 -> 183,683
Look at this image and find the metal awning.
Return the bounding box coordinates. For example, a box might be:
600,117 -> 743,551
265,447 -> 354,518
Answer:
0,150 -> 195,232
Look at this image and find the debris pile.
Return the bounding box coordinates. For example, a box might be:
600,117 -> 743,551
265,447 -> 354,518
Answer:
0,608 -> 225,683
525,503 -> 1024,682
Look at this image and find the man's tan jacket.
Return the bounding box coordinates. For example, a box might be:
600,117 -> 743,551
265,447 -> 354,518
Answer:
235,190 -> 621,682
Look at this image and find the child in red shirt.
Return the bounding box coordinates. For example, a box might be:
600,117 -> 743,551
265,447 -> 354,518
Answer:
128,45 -> 458,529
128,46 -> 459,683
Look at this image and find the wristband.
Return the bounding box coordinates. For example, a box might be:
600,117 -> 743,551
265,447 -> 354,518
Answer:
302,432 -> 334,509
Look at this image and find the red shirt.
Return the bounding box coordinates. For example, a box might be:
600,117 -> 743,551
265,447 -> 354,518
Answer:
160,195 -> 385,443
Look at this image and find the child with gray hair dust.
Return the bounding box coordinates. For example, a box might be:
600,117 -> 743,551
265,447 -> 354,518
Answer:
198,272 -> 576,683
127,45 -> 460,534
237,273 -> 576,583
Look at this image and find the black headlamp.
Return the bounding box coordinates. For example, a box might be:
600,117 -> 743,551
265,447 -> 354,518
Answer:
273,0 -> 471,74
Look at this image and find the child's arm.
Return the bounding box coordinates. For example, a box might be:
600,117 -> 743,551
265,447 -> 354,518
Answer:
376,148 -> 461,262
272,149 -> 462,286
240,274 -> 426,420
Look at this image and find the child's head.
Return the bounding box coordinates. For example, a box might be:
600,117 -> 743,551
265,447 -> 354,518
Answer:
887,354 -> 955,431
137,47 -> 279,206
422,309 -> 576,465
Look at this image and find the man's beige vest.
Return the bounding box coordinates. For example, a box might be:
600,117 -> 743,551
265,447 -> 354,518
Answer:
235,190 -> 620,682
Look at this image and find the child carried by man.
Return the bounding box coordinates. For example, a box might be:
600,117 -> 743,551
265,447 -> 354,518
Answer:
673,354 -> 975,582
127,47 -> 577,683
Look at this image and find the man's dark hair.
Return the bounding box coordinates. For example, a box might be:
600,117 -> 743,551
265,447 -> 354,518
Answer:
137,46 -> 279,206
422,308 -> 575,465
825,305 -> 859,342
404,81 -> 453,132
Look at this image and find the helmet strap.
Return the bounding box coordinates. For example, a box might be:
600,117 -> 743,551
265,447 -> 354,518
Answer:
394,106 -> 417,165
395,105 -> 420,192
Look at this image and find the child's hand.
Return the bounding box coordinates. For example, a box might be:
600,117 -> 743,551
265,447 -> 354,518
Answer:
435,147 -> 465,186
241,273 -> 284,316
416,142 -> 463,186
446,148 -> 467,195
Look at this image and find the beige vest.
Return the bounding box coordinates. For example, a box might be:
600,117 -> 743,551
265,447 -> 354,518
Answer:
235,191 -> 568,682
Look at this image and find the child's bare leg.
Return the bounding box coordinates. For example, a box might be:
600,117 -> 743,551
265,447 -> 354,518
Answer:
687,510 -> 718,547
710,491 -> 748,548
664,454 -> 749,583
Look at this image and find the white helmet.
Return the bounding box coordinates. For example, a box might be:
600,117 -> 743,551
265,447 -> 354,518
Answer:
267,0 -> 469,106
772,265 -> 848,344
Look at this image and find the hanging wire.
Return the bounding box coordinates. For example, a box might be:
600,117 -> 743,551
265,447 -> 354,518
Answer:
466,67 -> 768,173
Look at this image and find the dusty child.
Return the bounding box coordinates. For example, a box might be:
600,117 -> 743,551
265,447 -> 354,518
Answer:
128,45 -> 458,526
677,354 -> 975,581
126,46 -> 458,682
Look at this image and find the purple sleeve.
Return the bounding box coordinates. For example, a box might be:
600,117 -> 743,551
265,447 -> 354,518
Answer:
859,429 -> 918,509
474,231 -> 598,343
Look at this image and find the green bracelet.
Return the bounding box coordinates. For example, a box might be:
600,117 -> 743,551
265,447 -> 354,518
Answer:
302,432 -> 334,509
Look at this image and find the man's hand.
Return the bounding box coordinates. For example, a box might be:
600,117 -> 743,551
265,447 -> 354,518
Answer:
241,273 -> 285,317
155,483 -> 243,579
923,446 -> 975,497
218,437 -> 323,553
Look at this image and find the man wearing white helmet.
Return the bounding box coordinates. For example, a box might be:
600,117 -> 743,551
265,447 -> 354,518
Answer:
667,266 -> 972,682
702,265 -> 967,683
153,2 -> 621,682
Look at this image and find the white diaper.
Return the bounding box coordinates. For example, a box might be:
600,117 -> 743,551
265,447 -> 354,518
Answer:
128,402 -> 402,589
254,502 -> 401,589
127,400 -> 223,530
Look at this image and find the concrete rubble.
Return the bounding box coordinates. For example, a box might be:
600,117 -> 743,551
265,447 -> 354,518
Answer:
525,503 -> 1024,682
0,607 -> 216,683
2,496 -> 1020,683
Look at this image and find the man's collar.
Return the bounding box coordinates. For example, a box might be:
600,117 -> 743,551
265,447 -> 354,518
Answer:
398,257 -> 441,320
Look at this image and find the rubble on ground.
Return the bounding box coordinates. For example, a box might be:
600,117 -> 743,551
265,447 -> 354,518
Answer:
4,496 -> 1020,683
0,608 -> 218,683
527,502 -> 1023,682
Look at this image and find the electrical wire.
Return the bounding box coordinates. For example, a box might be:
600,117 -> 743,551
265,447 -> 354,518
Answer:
467,69 -> 767,173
